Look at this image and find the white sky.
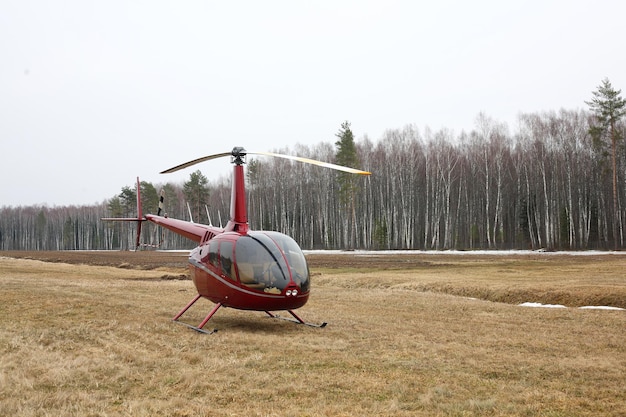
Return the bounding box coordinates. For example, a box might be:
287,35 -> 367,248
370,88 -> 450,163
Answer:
2,0 -> 625,207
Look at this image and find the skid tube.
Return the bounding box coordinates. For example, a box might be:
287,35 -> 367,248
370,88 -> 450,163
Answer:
265,310 -> 328,328
172,294 -> 220,334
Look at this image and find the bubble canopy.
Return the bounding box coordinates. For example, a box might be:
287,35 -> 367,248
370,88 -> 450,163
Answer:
231,232 -> 310,294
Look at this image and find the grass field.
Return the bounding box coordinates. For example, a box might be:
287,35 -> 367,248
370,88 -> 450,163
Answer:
1,251 -> 625,416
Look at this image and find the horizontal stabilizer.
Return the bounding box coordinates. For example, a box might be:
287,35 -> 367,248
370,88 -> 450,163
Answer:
100,217 -> 147,222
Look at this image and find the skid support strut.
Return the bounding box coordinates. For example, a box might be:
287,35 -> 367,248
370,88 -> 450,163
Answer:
172,294 -> 202,321
265,310 -> 327,328
172,294 -> 220,334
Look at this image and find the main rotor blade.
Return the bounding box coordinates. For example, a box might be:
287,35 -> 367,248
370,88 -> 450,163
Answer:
160,152 -> 231,174
251,151 -> 371,175
160,148 -> 371,175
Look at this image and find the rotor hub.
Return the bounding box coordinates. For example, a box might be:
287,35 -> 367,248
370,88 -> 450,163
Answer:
231,147 -> 247,165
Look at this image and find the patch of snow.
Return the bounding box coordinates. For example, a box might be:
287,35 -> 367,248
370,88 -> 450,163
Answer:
519,302 -> 567,309
519,302 -> 624,311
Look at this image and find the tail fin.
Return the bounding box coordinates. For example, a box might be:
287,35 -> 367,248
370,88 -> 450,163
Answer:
135,177 -> 143,250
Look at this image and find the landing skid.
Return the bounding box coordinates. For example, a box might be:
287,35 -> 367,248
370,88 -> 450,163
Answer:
265,310 -> 328,328
172,294 -> 221,334
172,294 -> 327,333
174,321 -> 218,335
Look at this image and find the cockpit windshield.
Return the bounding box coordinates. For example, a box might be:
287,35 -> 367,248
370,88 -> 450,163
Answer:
262,232 -> 310,292
235,232 -> 310,293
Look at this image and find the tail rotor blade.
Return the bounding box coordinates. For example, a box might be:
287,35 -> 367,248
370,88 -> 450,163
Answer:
157,189 -> 165,216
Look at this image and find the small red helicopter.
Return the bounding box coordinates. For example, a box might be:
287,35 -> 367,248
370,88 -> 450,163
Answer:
104,147 -> 370,333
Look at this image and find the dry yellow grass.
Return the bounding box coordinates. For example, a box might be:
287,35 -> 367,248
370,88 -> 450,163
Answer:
1,253 -> 625,416
312,252 -> 626,308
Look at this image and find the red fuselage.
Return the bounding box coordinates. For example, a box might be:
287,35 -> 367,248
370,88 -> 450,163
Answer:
188,230 -> 310,311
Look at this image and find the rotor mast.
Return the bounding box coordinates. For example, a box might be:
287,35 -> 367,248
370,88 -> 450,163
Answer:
226,147 -> 249,233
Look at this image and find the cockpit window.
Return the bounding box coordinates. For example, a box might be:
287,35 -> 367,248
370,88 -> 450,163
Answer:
235,233 -> 310,293
208,239 -> 219,268
220,241 -> 234,279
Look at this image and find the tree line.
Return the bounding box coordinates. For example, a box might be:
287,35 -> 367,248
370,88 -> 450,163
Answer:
2,80 -> 625,251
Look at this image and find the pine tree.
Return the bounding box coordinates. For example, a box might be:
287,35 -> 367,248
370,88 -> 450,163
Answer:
139,181 -> 159,214
335,121 -> 360,248
183,170 -> 210,223
335,121 -> 360,204
586,78 -> 626,248
118,186 -> 137,217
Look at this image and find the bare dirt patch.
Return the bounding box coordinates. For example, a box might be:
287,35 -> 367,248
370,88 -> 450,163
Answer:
3,250 -> 190,270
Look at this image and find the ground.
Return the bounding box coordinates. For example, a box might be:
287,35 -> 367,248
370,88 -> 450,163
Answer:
1,250 -> 625,416
4,249 -> 626,308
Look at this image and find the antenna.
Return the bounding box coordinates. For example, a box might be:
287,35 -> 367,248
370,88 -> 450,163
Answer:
186,202 -> 194,223
205,205 -> 212,226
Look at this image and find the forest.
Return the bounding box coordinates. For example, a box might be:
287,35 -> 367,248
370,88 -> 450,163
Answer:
2,81 -> 626,252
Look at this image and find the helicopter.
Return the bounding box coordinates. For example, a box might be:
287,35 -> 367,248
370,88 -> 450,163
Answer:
103,147 -> 370,333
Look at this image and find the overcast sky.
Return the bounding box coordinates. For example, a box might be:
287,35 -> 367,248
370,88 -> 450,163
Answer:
2,0 -> 625,207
